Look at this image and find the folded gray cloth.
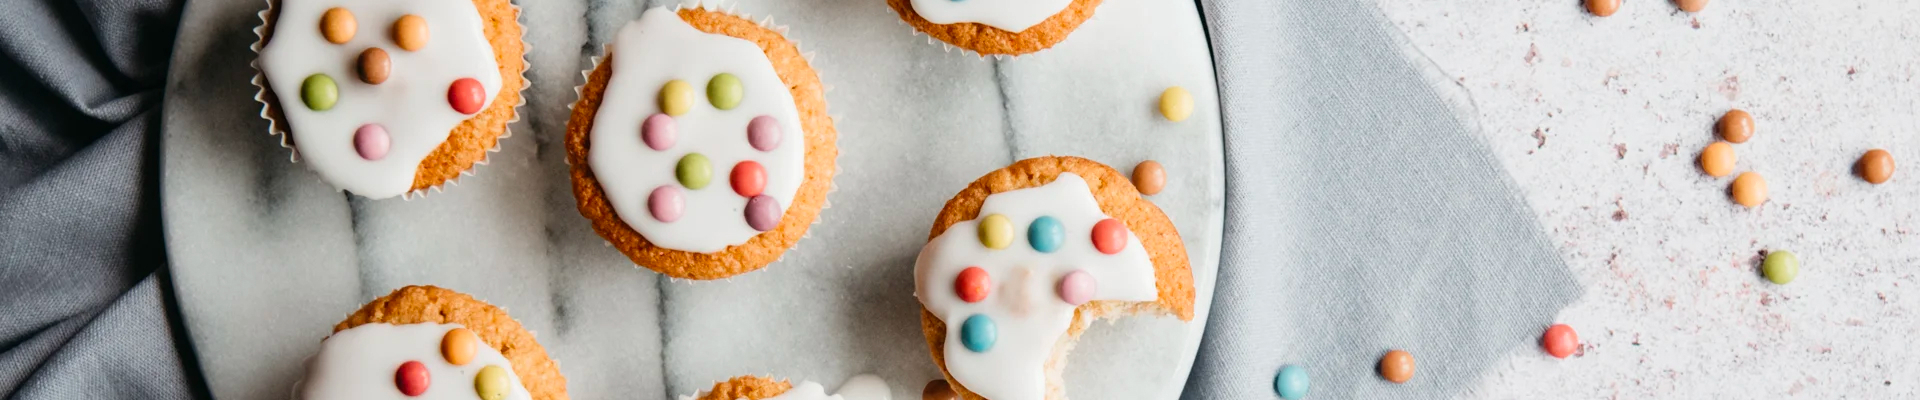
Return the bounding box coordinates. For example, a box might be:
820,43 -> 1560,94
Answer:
1183,0 -> 1581,398
0,0 -> 198,398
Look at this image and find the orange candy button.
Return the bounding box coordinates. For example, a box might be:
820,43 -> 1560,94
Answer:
442,328 -> 477,365
1379,350 -> 1414,383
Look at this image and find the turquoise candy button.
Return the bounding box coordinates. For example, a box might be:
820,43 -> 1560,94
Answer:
1274,365 -> 1309,400
960,314 -> 996,353
1028,216 -> 1064,253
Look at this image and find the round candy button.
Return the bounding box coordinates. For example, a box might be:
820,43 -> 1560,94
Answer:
320,7 -> 356,44
474,365 -> 509,400
1764,250 -> 1799,285
659,79 -> 693,116
707,73 -> 743,110
922,380 -> 957,400
1028,216 -> 1064,253
676,153 -> 712,189
649,186 -> 685,223
354,124 -> 389,161
1133,160 -> 1166,195
747,116 -> 781,151
1857,149 -> 1894,184
1273,365 -> 1309,400
301,74 -> 338,111
1379,350 -> 1414,384
960,314 -> 996,353
1159,86 -> 1193,122
393,14 -> 429,51
955,266 -> 990,303
1731,172 -> 1767,208
978,214 -> 1012,250
1055,270 -> 1096,306
358,47 -> 391,85
730,161 -> 766,197
1090,218 -> 1126,255
641,114 -> 675,150
1542,324 -> 1578,359
448,78 -> 485,115
745,195 -> 781,232
442,327 -> 477,365
395,360 -> 430,396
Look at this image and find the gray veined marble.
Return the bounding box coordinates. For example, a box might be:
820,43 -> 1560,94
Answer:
161,0 -> 1224,399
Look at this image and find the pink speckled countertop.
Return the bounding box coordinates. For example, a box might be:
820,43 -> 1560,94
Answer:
1377,0 -> 1919,397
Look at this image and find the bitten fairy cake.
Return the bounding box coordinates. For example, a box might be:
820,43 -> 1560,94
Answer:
914,156 -> 1194,400
678,375 -> 889,400
295,286 -> 566,400
886,0 -> 1100,56
253,0 -> 527,199
566,6 -> 836,280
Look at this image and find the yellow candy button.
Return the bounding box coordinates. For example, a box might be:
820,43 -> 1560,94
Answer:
660,79 -> 693,116
1159,86 -> 1193,122
475,365 -> 510,400
978,214 -> 1012,250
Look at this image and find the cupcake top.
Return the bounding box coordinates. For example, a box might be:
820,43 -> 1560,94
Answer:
913,172 -> 1161,400
907,0 -> 1072,32
258,0 -> 502,199
587,7 -> 807,253
295,323 -> 532,400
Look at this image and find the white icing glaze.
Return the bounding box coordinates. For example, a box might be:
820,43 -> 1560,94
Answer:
913,173 -> 1158,400
589,8 -> 805,253
294,323 -> 532,400
908,0 -> 1073,33
259,0 -> 502,199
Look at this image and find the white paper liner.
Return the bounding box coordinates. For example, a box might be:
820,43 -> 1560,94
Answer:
569,3 -> 841,280
251,0 -> 532,200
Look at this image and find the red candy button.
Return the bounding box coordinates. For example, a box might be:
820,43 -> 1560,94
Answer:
1091,218 -> 1127,254
448,78 -> 485,115
395,360 -> 430,396
731,160 -> 766,197
1542,324 -> 1579,359
955,267 -> 990,303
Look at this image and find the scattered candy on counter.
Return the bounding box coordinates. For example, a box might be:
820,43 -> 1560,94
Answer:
448,77 -> 486,114
320,7 -> 356,44
642,114 -> 675,150
659,79 -> 693,116
1730,171 -> 1768,208
1717,109 -> 1753,143
354,124 -> 389,161
922,380 -> 957,400
1856,149 -> 1894,184
442,328 -> 477,365
960,314 -> 996,352
1542,324 -> 1579,359
648,186 -> 685,222
1159,86 -> 1192,122
1273,364 -> 1309,400
395,360 -> 431,396
393,14 -> 429,51
1764,250 -> 1799,285
1378,350 -> 1414,384
706,73 -> 743,110
1133,160 -> 1166,195
474,365 -> 510,400
676,153 -> 712,189
955,266 -> 991,303
302,74 -> 339,111
358,48 -> 391,85
978,214 -> 1012,249
1585,0 -> 1620,17
1698,141 -> 1735,178
1674,0 -> 1709,13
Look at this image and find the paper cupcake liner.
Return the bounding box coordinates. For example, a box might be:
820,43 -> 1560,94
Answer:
572,3 -> 841,280
251,0 -> 531,200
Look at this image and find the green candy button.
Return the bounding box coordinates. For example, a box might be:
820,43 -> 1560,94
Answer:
676,153 -> 712,189
707,73 -> 743,110
301,74 -> 338,111
1763,250 -> 1799,285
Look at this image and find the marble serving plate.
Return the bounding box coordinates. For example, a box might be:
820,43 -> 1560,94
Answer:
160,0 -> 1223,399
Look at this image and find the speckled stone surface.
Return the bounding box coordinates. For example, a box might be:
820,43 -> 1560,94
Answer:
1376,0 -> 1919,397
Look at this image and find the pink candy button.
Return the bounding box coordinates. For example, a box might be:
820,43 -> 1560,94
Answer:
354,124 -> 390,161
648,186 -> 684,223
745,195 -> 780,231
747,115 -> 781,151
1057,270 -> 1097,306
642,114 -> 675,150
